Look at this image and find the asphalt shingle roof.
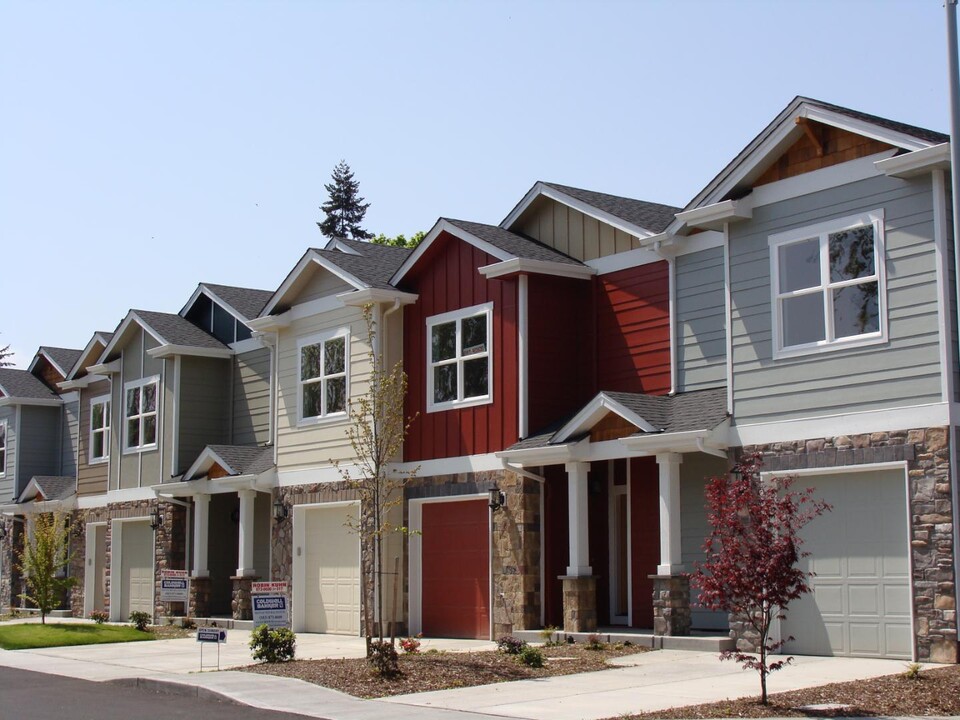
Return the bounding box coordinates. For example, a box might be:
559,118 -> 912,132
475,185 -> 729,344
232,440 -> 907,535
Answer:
803,96 -> 949,145
0,368 -> 60,400
541,183 -> 681,234
203,284 -> 274,321
506,387 -> 728,452
206,445 -> 275,476
29,476 -> 76,501
312,240 -> 413,290
39,347 -> 83,377
443,219 -> 584,265
134,311 -> 231,350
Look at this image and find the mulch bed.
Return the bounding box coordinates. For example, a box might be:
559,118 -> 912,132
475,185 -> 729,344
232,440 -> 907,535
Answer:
148,625 -> 195,640
242,643 -> 649,698
629,664 -> 960,718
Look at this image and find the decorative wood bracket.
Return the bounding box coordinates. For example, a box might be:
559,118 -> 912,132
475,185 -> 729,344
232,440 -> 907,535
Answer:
795,117 -> 824,157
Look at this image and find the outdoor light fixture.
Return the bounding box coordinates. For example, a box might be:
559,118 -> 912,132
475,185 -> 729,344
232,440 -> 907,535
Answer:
273,498 -> 289,522
488,488 -> 506,511
149,508 -> 163,531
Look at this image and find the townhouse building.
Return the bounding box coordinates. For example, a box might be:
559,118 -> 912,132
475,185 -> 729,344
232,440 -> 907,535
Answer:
0,96 -> 956,665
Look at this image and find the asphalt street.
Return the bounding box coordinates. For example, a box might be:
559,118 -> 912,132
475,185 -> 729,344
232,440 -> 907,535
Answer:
0,666 -> 322,720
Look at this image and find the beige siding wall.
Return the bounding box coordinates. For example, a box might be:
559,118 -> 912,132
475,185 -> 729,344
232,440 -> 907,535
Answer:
77,378 -> 111,497
276,305 -> 372,472
517,197 -> 640,261
289,265 -> 354,305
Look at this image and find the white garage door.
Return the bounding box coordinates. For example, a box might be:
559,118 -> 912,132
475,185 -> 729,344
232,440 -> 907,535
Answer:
782,469 -> 912,659
303,505 -> 360,634
119,521 -> 154,618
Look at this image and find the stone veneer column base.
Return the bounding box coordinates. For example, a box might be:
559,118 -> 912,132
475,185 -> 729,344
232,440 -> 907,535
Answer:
231,576 -> 258,621
650,574 -> 691,636
190,577 -> 211,618
560,576 -> 597,632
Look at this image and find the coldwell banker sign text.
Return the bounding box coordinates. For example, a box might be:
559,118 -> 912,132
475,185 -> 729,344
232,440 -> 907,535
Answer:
160,570 -> 190,603
251,581 -> 290,628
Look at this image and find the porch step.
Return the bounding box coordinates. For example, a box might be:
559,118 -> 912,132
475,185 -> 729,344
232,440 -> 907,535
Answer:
161,616 -> 255,631
512,629 -> 735,653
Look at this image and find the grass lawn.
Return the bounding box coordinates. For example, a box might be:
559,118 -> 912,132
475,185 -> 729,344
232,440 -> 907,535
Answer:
0,623 -> 154,650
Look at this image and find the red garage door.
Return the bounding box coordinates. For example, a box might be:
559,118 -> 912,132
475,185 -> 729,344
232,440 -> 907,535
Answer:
422,499 -> 490,639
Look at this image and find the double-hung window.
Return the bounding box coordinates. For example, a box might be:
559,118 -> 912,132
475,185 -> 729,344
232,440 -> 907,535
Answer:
427,302 -> 493,411
124,377 -> 158,451
89,395 -> 111,463
0,420 -> 6,477
769,210 -> 886,358
298,330 -> 348,421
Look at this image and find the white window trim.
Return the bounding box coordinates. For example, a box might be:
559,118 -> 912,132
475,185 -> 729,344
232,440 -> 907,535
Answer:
296,327 -> 350,426
122,376 -> 159,454
768,209 -> 887,360
88,394 -> 111,465
0,419 -> 6,478
426,302 -> 494,413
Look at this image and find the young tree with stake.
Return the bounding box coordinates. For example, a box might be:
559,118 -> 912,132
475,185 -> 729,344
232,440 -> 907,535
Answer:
16,511 -> 77,624
693,452 -> 830,704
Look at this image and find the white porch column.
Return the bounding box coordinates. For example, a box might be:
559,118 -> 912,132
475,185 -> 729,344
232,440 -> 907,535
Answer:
656,452 -> 683,575
236,489 -> 256,577
192,493 -> 210,578
565,461 -> 592,576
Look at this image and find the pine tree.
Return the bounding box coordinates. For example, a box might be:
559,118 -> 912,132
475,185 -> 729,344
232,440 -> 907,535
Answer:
318,160 -> 373,241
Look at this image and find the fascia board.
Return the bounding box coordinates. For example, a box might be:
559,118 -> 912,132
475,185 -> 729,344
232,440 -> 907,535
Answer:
66,335 -> 108,380
477,258 -> 595,280
619,428 -> 712,452
99,312 -> 163,362
801,106 -> 932,152
247,314 -> 291,331
0,397 -> 63,408
391,219 -> 514,285
336,288 -> 420,307
260,249 -> 314,317
17,478 -> 43,503
553,393 -> 659,444
28,350 -> 67,379
875,143 -> 950,178
152,479 -> 206,497
262,253 -> 368,317
87,359 -> 121,376
494,444 -> 574,466
181,447 -> 234,481
675,198 -> 753,230
178,284 -> 206,318
147,345 -> 233,360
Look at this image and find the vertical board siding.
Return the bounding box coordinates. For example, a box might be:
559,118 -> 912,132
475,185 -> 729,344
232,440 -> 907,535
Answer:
177,357 -> 231,475
77,379 -> 111,497
519,197 -> 643,262
276,306 -> 371,471
595,261 -> 671,395
232,347 -> 272,446
676,247 -> 727,392
527,274 -> 592,433
402,233 -> 519,462
731,174 -> 942,424
17,406 -> 61,495
0,407 -> 16,501
60,398 -> 79,478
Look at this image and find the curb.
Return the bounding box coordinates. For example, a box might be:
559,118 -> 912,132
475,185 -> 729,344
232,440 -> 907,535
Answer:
108,676 -> 242,706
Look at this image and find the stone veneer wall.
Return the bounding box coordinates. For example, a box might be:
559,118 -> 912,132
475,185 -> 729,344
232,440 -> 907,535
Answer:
405,470 -> 541,637
741,427 -> 957,663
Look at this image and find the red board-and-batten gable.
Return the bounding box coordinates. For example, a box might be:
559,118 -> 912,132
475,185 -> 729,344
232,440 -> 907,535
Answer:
400,230 -> 519,463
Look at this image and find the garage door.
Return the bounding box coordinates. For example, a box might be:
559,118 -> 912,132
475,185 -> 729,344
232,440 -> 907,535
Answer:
119,521 -> 154,618
782,469 -> 911,659
422,499 -> 490,639
303,504 -> 360,634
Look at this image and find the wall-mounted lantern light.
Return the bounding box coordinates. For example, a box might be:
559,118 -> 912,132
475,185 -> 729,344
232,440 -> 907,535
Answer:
488,488 -> 506,512
273,498 -> 289,522
149,508 -> 163,531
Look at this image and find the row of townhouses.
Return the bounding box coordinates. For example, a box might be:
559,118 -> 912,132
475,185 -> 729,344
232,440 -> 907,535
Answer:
0,97 -> 957,663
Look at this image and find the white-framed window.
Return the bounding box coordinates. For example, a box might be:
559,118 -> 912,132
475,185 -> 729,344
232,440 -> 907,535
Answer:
123,376 -> 159,452
426,302 -> 493,412
769,209 -> 886,359
89,394 -> 111,464
298,329 -> 349,422
0,420 -> 6,477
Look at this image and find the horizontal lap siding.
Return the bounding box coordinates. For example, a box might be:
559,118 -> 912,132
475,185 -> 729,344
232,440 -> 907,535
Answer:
232,347 -> 271,446
595,262 -> 671,395
730,174 -> 941,424
676,247 -> 726,392
276,306 -> 370,471
77,379 -> 111,497
527,275 -> 592,433
177,357 -> 230,474
403,234 -> 518,462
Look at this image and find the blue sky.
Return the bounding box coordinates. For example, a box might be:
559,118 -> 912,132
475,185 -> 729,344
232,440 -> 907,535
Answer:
0,0 -> 951,368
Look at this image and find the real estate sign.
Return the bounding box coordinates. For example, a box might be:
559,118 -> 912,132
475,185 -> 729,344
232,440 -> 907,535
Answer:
160,569 -> 190,603
196,627 -> 227,643
251,581 -> 290,628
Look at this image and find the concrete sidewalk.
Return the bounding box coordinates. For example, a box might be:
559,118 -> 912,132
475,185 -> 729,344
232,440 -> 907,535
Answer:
0,625 -> 927,720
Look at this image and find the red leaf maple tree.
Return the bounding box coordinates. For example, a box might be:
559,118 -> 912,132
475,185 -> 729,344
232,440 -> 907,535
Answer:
692,452 -> 830,704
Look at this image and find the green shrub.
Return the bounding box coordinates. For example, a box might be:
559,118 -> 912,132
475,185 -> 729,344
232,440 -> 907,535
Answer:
249,624 -> 296,663
368,639 -> 399,676
128,611 -> 151,632
497,635 -> 527,655
518,645 -> 545,668
903,662 -> 923,680
585,633 -> 606,650
539,625 -> 562,647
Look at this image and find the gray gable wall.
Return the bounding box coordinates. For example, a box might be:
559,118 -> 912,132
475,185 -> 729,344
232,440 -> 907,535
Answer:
676,246 -> 727,392
730,173 -> 942,425
177,356 -> 231,476
0,407 -> 16,502
17,405 -> 61,498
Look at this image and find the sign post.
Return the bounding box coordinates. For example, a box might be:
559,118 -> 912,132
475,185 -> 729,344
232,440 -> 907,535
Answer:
251,581 -> 290,629
196,626 -> 227,671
